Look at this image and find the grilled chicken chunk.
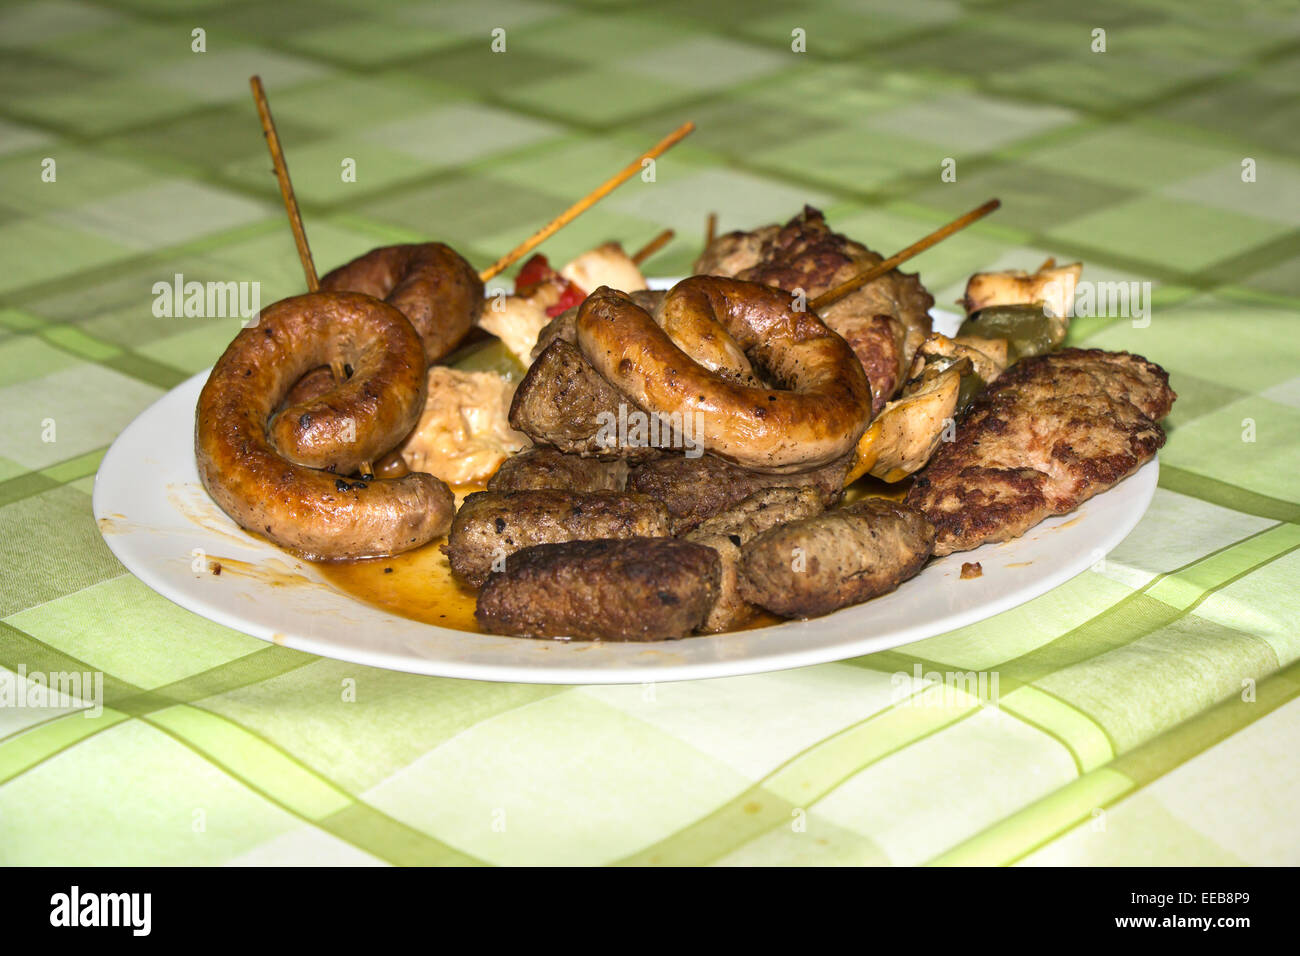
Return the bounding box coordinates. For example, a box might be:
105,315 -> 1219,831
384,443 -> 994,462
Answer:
906,348 -> 1176,555
488,446 -> 629,493
444,489 -> 670,586
739,498 -> 935,618
476,538 -> 720,640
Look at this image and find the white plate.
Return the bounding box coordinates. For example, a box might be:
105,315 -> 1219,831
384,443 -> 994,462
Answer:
92,305 -> 1157,684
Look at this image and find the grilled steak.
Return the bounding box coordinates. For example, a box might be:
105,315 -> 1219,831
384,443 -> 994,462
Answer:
444,489 -> 669,586
508,338 -> 656,460
740,497 -> 936,618
627,452 -> 848,534
476,537 -> 721,640
906,348 -> 1176,555
686,487 -> 827,632
488,446 -> 629,493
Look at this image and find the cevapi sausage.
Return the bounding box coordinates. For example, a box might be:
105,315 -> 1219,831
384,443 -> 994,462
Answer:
476,538 -> 721,640
739,498 -> 935,618
444,489 -> 670,587
575,277 -> 872,472
196,291 -> 454,560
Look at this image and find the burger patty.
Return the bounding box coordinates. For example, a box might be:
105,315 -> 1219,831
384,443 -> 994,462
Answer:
475,537 -> 721,640
906,348 -> 1176,555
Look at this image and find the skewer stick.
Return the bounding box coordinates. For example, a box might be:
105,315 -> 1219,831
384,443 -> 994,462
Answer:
250,76 -> 319,293
808,199 -> 1001,312
478,121 -> 696,282
705,212 -> 717,246
251,78 -> 349,386
630,228 -> 675,265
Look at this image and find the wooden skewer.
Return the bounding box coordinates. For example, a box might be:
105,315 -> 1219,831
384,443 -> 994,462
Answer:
251,77 -> 350,389
250,76 -> 319,293
808,199 -> 1001,312
478,122 -> 695,282
705,212 -> 717,246
630,228 -> 675,265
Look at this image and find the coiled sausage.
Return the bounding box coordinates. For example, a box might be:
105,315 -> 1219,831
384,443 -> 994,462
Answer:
575,277 -> 872,472
196,291 -> 454,560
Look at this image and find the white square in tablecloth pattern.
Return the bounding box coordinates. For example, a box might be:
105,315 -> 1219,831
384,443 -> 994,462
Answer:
360,691 -> 753,866
579,663 -> 906,780
812,705 -> 1078,865
0,364 -> 161,470
0,720 -> 303,866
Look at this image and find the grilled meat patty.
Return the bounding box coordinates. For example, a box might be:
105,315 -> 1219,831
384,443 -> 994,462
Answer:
444,489 -> 670,587
628,452 -> 848,534
475,537 -> 721,640
906,348 -> 1176,556
740,498 -> 936,618
686,487 -> 827,632
488,446 -> 629,493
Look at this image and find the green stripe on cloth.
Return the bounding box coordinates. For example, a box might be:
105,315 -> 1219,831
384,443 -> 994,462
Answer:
929,658 -> 1300,866
0,708 -> 130,785
617,683 -> 977,865
1159,464 -> 1300,524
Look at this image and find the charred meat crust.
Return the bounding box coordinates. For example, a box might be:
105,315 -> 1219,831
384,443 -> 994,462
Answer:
475,537 -> 721,640
739,498 -> 936,618
487,446 -> 629,493
906,348 -> 1176,556
444,489 -> 670,587
628,452 -> 849,534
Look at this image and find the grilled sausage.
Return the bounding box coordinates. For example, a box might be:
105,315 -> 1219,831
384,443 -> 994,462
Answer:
739,498 -> 935,618
686,487 -> 826,632
195,291 -> 454,560
575,277 -> 873,472
274,242 -> 484,459
476,538 -> 720,640
444,489 -> 670,587
320,242 -> 484,363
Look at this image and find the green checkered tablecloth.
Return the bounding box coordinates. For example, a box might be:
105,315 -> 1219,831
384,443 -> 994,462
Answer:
2,0 -> 1298,866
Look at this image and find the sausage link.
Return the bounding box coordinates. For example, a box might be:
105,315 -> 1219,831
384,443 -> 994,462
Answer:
320,242 -> 483,363
196,291 -> 454,560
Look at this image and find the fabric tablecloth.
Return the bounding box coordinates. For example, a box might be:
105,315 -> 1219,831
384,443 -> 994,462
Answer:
1,0 -> 1298,866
